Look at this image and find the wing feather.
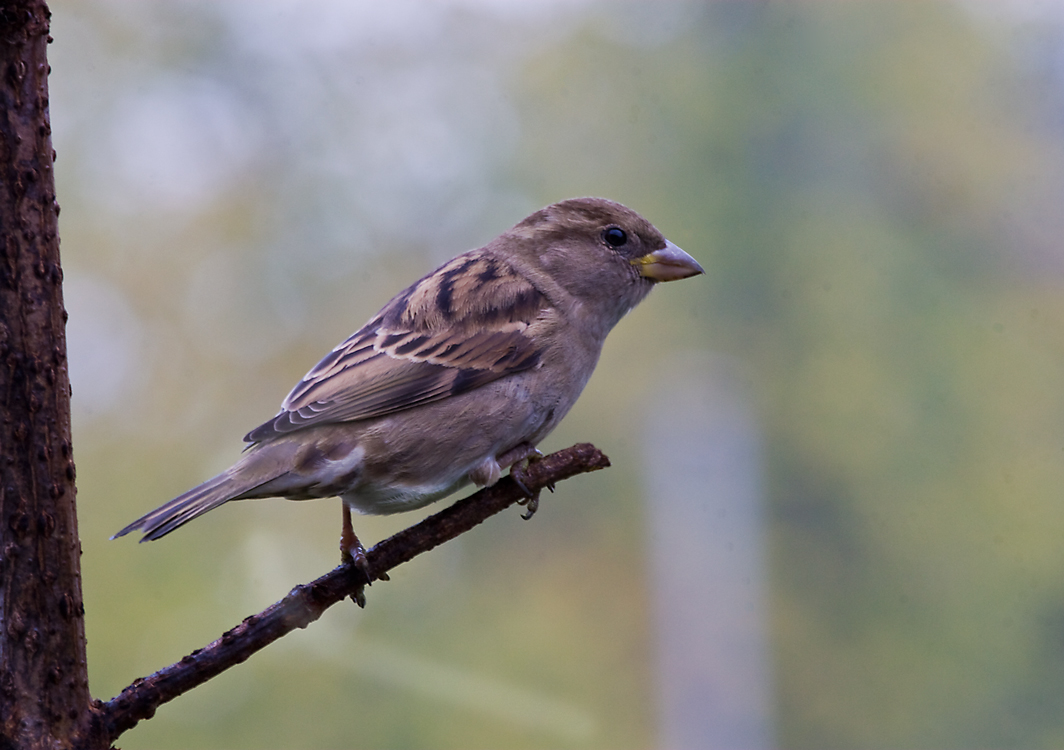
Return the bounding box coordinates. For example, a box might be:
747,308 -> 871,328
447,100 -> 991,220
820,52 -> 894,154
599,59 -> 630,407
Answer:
244,251 -> 547,443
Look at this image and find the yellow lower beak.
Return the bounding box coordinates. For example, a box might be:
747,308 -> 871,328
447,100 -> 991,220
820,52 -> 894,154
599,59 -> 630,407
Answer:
631,240 -> 705,281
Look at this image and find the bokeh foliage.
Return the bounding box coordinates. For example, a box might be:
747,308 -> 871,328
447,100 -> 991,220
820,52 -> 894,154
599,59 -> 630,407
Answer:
51,2 -> 1064,748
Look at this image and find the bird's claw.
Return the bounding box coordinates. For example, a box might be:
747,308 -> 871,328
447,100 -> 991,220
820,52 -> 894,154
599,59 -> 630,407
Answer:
341,538 -> 371,574
517,491 -> 540,520
340,540 -> 372,608
341,503 -> 378,607
509,451 -> 544,520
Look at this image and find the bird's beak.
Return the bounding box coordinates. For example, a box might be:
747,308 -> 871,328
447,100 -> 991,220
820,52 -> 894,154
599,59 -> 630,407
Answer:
631,240 -> 705,281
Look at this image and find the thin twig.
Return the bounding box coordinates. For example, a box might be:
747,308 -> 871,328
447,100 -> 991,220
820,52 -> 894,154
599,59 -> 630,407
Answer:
78,443 -> 610,748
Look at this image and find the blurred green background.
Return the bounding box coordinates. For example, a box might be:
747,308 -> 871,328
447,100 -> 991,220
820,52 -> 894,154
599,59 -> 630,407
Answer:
52,1 -> 1064,748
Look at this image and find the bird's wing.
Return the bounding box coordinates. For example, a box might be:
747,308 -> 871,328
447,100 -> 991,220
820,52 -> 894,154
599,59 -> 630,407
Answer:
244,251 -> 547,443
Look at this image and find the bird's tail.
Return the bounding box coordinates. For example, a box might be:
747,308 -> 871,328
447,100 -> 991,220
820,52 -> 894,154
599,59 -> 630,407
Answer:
112,470 -> 268,542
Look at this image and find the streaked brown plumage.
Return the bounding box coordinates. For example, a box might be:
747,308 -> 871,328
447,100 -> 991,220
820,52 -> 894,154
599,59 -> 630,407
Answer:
114,197 -> 703,548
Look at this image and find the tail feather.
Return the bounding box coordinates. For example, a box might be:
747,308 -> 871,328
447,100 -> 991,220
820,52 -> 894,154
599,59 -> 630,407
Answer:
113,472 -> 260,542
113,432 -> 349,543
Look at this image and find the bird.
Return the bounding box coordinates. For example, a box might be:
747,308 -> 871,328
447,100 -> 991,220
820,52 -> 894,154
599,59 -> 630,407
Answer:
114,197 -> 704,580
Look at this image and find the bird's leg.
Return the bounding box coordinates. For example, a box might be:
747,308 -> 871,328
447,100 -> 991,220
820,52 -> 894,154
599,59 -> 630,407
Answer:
340,502 -> 367,569
496,441 -> 542,471
499,442 -> 551,520
340,503 -> 387,608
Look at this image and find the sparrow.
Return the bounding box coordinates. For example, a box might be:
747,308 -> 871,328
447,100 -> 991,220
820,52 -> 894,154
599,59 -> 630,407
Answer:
114,197 -> 704,572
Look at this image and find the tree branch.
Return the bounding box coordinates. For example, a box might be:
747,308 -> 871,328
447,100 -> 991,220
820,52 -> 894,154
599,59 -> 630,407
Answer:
80,442 -> 610,748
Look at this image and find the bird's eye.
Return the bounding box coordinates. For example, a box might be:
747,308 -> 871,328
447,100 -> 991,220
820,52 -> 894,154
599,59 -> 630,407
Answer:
603,227 -> 628,247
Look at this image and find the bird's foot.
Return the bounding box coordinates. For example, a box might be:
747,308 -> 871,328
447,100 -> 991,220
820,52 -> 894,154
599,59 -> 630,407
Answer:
516,490 -> 539,520
506,445 -> 551,520
341,503 -> 388,608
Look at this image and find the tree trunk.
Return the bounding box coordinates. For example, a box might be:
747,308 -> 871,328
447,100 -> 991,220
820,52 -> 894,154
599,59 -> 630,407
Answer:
0,2 -> 91,748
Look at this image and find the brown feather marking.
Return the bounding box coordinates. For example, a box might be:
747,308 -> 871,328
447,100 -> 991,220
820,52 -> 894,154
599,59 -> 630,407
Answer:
477,257 -> 500,283
393,335 -> 429,356
245,250 -> 551,443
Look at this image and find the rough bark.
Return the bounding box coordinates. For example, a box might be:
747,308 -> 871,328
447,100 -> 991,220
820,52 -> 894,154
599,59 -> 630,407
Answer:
0,2 -> 91,749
